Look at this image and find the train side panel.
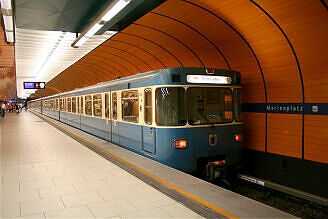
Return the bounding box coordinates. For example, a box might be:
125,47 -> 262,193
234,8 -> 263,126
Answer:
118,122 -> 142,152
81,116 -> 107,140
66,113 -> 80,129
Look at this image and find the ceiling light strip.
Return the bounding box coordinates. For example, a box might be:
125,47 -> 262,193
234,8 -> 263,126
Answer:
71,0 -> 130,48
1,0 -> 14,43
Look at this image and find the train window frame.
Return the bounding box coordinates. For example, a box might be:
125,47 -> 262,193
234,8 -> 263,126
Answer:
81,96 -> 84,115
155,86 -> 187,126
85,95 -> 92,116
187,87 -> 233,125
93,94 -> 102,118
64,98 -> 67,112
72,97 -> 76,113
121,90 -> 139,123
56,99 -> 59,111
67,97 -> 72,113
112,92 -> 118,120
144,88 -> 152,125
60,99 -> 63,111
105,93 -> 110,119
77,96 -> 80,114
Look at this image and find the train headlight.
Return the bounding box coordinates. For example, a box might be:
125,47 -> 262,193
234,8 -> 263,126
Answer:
174,139 -> 187,149
235,134 -> 243,142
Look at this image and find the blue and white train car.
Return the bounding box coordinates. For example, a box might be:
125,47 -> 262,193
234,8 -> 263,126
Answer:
28,67 -> 243,178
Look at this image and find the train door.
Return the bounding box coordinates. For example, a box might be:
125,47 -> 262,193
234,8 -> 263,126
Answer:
111,92 -> 119,144
142,88 -> 156,154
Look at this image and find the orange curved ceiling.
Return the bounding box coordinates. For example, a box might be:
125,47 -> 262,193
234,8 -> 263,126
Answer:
32,0 -> 328,163
34,0 -> 328,104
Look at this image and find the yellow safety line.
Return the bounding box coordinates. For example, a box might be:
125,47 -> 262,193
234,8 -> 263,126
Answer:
36,113 -> 240,219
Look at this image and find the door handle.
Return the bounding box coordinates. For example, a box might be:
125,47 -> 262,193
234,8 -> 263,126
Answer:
150,127 -> 154,135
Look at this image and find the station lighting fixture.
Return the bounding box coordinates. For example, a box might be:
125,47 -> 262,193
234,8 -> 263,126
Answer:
71,0 -> 131,48
1,0 -> 14,43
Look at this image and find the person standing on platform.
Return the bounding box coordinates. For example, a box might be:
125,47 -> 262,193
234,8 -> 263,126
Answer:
15,104 -> 20,115
1,102 -> 6,117
8,104 -> 12,113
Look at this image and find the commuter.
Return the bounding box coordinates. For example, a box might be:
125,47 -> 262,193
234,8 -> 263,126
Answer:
1,102 -> 5,118
9,104 -> 13,112
15,104 -> 20,114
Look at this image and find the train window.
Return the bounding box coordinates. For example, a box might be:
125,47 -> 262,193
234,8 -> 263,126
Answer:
187,87 -> 233,125
112,93 -> 117,120
144,89 -> 152,125
105,93 -> 110,119
56,99 -> 59,111
77,97 -> 80,114
64,98 -> 67,112
234,89 -> 243,122
155,87 -> 186,126
51,100 -> 54,110
72,97 -> 76,113
81,96 -> 84,115
93,94 -> 102,117
85,95 -> 92,116
122,90 -> 139,123
67,98 -> 72,112
60,99 -> 63,111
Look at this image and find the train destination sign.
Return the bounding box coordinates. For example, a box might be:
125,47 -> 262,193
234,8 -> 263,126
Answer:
24,82 -> 46,89
187,75 -> 231,84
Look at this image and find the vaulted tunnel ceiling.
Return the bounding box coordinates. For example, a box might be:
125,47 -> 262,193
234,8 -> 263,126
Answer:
34,0 -> 328,105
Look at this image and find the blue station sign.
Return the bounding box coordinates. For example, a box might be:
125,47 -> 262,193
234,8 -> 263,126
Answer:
23,82 -> 46,89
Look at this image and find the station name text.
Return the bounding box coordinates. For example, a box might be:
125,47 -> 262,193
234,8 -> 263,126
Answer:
266,104 -> 304,113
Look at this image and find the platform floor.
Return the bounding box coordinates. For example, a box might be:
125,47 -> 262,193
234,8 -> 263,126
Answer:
1,111 -> 296,219
1,112 -> 201,218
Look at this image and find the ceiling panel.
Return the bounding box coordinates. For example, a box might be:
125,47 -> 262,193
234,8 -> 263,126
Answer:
15,0 -> 114,32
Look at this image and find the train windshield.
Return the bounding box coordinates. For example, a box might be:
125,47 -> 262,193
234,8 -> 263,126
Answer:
187,87 -> 233,125
155,87 -> 238,126
155,87 -> 186,126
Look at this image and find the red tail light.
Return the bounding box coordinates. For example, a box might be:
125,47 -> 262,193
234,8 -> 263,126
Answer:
235,134 -> 242,142
174,139 -> 187,149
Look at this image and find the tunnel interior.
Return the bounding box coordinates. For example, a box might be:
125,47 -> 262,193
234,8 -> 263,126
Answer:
12,0 -> 328,197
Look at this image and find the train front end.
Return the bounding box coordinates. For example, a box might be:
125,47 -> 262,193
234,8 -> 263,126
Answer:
154,68 -> 243,180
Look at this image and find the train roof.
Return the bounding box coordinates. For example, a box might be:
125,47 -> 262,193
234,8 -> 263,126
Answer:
32,68 -> 162,101
30,67 -> 240,101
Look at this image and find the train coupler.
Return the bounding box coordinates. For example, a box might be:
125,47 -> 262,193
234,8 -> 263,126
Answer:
205,160 -> 227,181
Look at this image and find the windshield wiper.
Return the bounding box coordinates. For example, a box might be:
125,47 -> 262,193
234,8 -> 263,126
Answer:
197,110 -> 210,123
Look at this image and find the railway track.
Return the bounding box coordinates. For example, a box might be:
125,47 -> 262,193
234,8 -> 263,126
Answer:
214,177 -> 328,219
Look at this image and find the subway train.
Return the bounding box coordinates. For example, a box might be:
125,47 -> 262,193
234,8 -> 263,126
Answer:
28,67 -> 243,179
